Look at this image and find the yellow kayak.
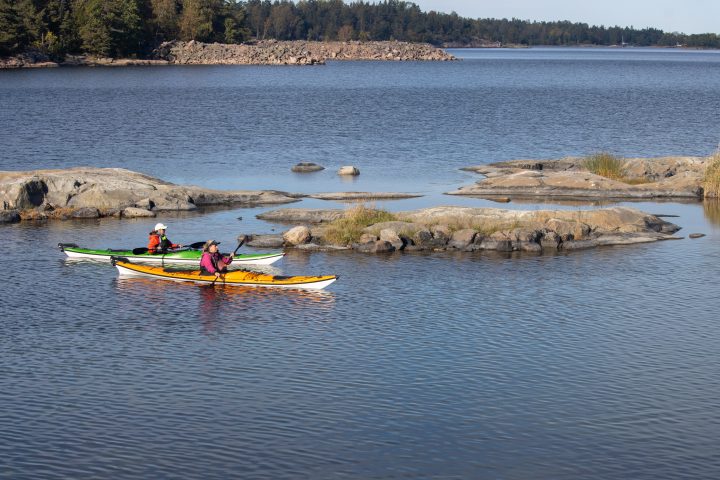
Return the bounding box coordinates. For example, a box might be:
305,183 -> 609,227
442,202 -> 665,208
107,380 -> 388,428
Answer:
112,257 -> 337,290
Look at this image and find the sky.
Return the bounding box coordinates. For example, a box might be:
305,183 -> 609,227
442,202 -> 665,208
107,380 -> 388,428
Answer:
411,1 -> 719,34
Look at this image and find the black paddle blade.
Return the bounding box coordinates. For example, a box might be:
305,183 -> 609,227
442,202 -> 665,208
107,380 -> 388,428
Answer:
188,241 -> 207,249
132,247 -> 149,255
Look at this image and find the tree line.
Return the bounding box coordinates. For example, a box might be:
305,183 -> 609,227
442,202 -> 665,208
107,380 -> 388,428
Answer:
2,0 -> 718,58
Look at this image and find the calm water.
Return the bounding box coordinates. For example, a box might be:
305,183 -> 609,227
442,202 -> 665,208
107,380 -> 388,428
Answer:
2,48 -> 720,479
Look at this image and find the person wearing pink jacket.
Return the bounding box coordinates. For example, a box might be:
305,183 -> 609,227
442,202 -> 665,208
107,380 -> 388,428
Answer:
200,240 -> 234,277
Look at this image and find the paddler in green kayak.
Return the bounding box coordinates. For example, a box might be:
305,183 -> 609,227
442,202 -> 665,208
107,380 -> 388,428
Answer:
148,222 -> 183,254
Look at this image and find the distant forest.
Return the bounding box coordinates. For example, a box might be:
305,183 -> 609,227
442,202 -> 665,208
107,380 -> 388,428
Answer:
1,0 -> 719,58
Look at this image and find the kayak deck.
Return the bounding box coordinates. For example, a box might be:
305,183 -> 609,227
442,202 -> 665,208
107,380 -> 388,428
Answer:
59,243 -> 284,266
112,258 -> 337,290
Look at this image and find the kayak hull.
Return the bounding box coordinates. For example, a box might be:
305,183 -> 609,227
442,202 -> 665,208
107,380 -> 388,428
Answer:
113,259 -> 337,290
59,244 -> 284,266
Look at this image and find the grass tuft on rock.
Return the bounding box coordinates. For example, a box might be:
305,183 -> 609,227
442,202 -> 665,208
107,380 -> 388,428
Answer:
703,151 -> 720,198
323,205 -> 396,245
583,152 -> 626,180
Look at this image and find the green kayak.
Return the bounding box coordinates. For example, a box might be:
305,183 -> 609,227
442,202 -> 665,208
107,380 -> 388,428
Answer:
59,243 -> 284,266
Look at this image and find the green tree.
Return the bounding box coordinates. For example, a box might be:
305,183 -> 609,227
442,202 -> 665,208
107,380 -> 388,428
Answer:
0,0 -> 40,56
73,0 -> 142,57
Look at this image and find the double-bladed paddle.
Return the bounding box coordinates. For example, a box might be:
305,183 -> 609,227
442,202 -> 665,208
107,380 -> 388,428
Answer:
132,241 -> 207,255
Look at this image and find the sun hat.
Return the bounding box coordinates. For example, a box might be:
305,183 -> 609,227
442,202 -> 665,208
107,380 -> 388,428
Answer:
203,239 -> 220,250
154,223 -> 168,231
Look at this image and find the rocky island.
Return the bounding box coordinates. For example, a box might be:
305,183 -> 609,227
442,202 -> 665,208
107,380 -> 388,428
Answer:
248,205 -> 681,254
450,156 -> 712,199
1,40 -> 455,69
0,168 -> 301,222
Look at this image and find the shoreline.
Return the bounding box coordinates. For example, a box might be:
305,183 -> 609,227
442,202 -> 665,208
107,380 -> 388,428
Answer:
0,40 -> 455,69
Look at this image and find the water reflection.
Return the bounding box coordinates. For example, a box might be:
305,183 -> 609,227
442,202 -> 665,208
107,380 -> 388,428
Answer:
703,200 -> 720,226
115,276 -> 336,335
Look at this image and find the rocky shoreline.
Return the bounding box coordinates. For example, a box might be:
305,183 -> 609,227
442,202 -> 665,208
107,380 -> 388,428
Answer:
0,168 -> 301,222
450,156 -> 709,199
0,168 -> 423,223
0,40 -> 455,69
246,206 -> 682,254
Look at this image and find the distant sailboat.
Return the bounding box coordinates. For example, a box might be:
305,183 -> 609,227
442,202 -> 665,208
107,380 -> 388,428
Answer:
621,35 -> 628,47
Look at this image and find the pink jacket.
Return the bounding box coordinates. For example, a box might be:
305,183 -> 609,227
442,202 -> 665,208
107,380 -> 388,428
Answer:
200,252 -> 233,274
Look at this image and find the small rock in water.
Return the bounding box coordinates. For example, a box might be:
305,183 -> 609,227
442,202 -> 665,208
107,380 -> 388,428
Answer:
292,162 -> 325,173
689,233 -> 706,239
337,166 -> 360,176
237,216 -> 242,221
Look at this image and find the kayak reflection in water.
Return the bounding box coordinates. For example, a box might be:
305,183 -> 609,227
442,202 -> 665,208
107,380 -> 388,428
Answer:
200,240 -> 235,278
148,222 -> 183,254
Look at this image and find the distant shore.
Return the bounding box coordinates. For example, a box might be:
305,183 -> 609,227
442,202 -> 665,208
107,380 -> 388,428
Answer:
0,40 -> 455,69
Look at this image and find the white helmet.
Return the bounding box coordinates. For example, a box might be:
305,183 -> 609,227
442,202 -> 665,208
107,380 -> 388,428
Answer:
154,223 -> 168,231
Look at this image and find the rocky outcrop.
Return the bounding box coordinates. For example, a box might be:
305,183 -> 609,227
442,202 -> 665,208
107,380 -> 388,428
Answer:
308,192 -> 421,201
3,40 -> 454,69
257,208 -> 344,223
291,162 -> 325,173
254,206 -> 682,254
0,51 -> 59,69
155,40 -> 455,65
0,168 -> 299,222
451,156 -> 708,199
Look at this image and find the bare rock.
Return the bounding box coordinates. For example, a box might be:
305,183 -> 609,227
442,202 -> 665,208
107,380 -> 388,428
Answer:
448,229 -> 477,249
71,207 -> 100,219
540,231 -> 561,249
359,233 -> 378,244
247,234 -> 285,248
689,233 -> 706,239
292,162 -> 325,173
283,225 -> 312,245
309,192 -> 422,201
379,228 -> 404,250
412,229 -> 434,247
122,207 -> 156,218
451,156 -> 708,199
257,208 -> 344,224
0,209 -> 20,224
338,166 -> 360,176
354,240 -> 395,253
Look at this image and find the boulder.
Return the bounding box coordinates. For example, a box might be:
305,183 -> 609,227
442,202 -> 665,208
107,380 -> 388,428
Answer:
247,234 -> 285,248
0,209 -> 21,224
379,228 -> 404,250
291,162 -> 325,173
412,229 -> 434,247
337,166 -> 360,176
122,207 -> 156,218
71,207 -> 100,219
539,231 -> 561,249
689,233 -> 706,239
354,240 -> 395,253
448,229 -> 477,249
283,225 -> 312,245
359,233 -> 378,244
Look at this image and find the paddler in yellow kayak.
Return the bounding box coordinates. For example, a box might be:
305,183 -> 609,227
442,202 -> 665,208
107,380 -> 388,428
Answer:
200,240 -> 235,278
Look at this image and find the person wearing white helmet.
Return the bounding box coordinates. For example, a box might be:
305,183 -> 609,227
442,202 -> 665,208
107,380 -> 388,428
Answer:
147,222 -> 183,254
